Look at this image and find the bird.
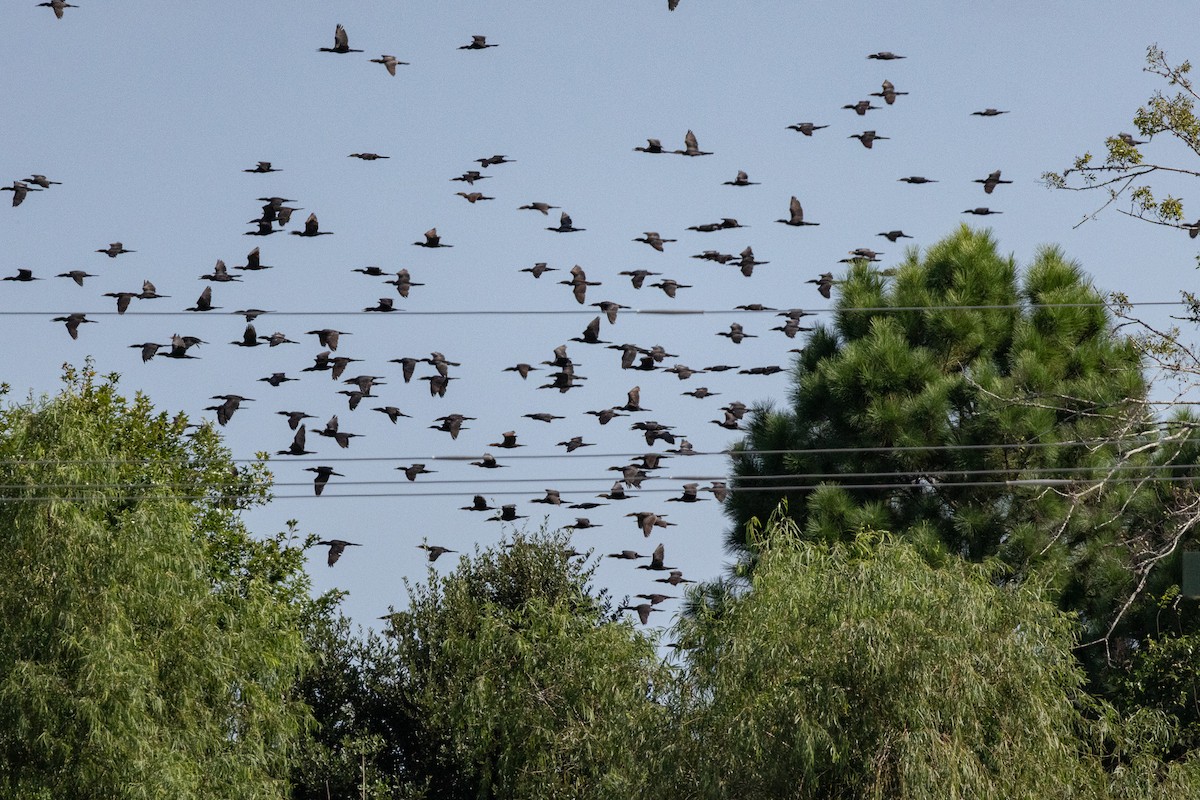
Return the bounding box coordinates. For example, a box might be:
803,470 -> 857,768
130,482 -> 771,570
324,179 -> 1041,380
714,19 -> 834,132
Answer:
430,414 -> 474,440
899,176 -> 937,184
518,201 -> 559,215
292,213 -> 332,237
459,35 -> 497,50
739,365 -> 785,375
234,247 -> 273,272
452,170 -> 489,185
649,279 -> 691,298
305,466 -> 344,496
807,272 -> 834,299
633,138 -> 666,154
557,436 -> 595,452
587,407 -> 627,425
373,406 -> 411,424
867,51 -> 905,60
963,207 -> 1002,215
689,218 -> 746,232
400,464 -> 435,482
316,539 -> 360,566
488,505 -> 527,522
25,174 -> 61,189
349,153 -> 390,161
674,129 -> 712,156
56,270 -> 96,286
850,130 -> 889,148
655,570 -> 695,586
560,265 -> 601,304
164,334 -> 205,360
1118,132 -> 1147,146
717,323 -> 757,344
387,270 -> 423,298
364,297 -> 398,313
277,411 -> 316,431
703,481 -> 729,502
598,482 -> 632,501
455,191 -> 493,204
461,495 -> 496,512
870,79 -> 908,105
476,154 -> 515,167
634,232 -> 675,252
711,411 -> 742,430
975,170 -> 1013,194
503,363 -> 539,380
231,324 -> 263,348
843,100 -> 880,115
370,55 -> 409,75
3,269 -> 40,282
569,517 -> 601,529
592,300 -> 629,324
547,211 -> 584,233
276,427 -> 314,456
489,431 -> 523,449
38,0 -> 77,18
258,373 -> 296,388
606,549 -> 647,561
519,262 -> 557,279
243,161 -> 280,173
523,412 -> 564,423
682,387 -> 719,399
319,24 -> 363,54
971,108 -> 1009,117
53,313 -> 95,340
529,489 -> 564,507
470,453 -> 505,469
418,544 -> 458,561
777,195 -> 818,226
620,603 -> 661,625
96,242 -> 134,258
307,329 -> 348,351
723,170 -> 759,186
618,269 -> 661,289
207,395 -> 253,426
787,122 -> 828,136
637,593 -> 675,605
571,316 -> 609,345
200,260 -> 241,283
245,220 -> 280,237
413,228 -> 451,248
878,230 -> 913,242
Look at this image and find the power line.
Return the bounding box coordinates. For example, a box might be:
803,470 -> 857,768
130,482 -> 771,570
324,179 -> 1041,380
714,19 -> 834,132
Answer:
8,298 -> 1193,318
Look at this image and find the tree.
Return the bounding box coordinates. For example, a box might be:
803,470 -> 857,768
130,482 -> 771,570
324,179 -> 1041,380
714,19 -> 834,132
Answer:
0,365 -> 313,799
667,510 -> 1200,799
1044,45 -> 1200,238
365,528 -> 668,800
727,226 -> 1200,684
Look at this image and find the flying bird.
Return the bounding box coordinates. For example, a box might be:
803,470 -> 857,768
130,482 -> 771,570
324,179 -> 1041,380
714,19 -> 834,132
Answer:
292,213 -> 332,237
319,24 -> 363,53
316,539 -> 360,566
843,100 -> 880,115
867,51 -> 905,60
870,79 -> 908,105
777,195 -> 818,226
38,0 -> 77,19
787,122 -> 828,136
849,130 -> 889,149
547,211 -> 585,232
674,129 -> 712,156
459,35 -> 497,50
370,55 -> 409,75
305,466 -> 344,496
633,232 -> 675,252
243,161 -> 280,173
971,108 -> 1009,117
975,170 -> 1013,194
413,228 -> 451,248
723,170 -> 759,186
96,242 -> 134,258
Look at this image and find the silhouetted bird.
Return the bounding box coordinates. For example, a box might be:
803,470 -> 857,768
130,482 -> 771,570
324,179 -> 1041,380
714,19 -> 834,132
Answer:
634,138 -> 666,154
488,505 -> 526,522
459,35 -> 497,50
787,122 -> 828,136
682,386 -> 719,399
96,242 -> 134,258
38,1 -> 77,19
319,24 -> 363,53
963,207 -> 1002,215
674,129 -> 712,156
476,154 -> 515,167
723,170 -> 759,186
56,270 -> 95,286
649,279 -> 690,298
3,268 -> 40,282
634,231 -> 675,252
418,544 -> 458,561
523,412 -> 564,423
899,176 -> 937,184
871,79 -> 908,105
655,570 -> 694,586
461,495 -> 495,512
739,365 -> 784,375
244,161 -> 280,173
455,191 -> 492,203
316,539 -> 360,566
618,269 -> 661,288
1118,132 -> 1147,146
259,372 -> 296,387
807,272 -> 834,299
292,213 -> 332,237
413,228 -> 451,248
557,436 -> 594,452
560,265 -> 600,304
400,463 -> 435,481
878,230 -> 913,242
349,153 -> 389,161
620,603 -> 661,625
53,313 -> 95,340
452,170 -> 489,184
431,414 -> 474,439
547,211 -> 584,233
519,201 -> 559,215
777,195 -> 818,226
470,453 -> 505,469
307,329 -> 348,351
972,108 -> 1009,117
277,411 -> 316,430
305,466 -> 343,496
867,51 -> 905,60
975,170 -> 1013,194
364,297 -> 397,312
850,130 -> 889,148
843,100 -> 880,115
717,323 -> 756,344
370,55 -> 409,75
25,174 -> 61,189
489,431 -> 523,449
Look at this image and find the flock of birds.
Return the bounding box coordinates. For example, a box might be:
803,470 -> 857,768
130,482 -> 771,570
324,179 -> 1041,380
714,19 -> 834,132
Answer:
11,11 -> 1028,629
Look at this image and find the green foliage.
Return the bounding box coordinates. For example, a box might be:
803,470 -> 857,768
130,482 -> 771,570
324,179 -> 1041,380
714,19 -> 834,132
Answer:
728,226 -> 1200,692
0,365 -> 312,799
1043,45 -> 1200,232
669,511 -> 1200,798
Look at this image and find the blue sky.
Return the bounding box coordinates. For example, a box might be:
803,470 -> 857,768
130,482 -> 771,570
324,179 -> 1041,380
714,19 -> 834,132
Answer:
3,1 -> 1198,630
